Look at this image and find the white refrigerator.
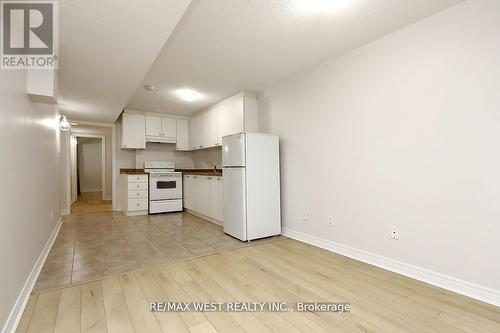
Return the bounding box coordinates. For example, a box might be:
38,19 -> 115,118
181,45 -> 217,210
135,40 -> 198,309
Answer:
222,133 -> 281,241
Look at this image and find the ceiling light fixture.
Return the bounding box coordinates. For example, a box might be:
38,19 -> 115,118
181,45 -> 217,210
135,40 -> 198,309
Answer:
144,85 -> 155,91
293,0 -> 352,14
174,88 -> 203,102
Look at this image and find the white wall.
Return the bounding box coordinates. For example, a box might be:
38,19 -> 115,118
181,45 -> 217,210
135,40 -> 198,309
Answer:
191,147 -> 222,169
0,71 -> 60,330
259,0 -> 500,297
78,138 -> 102,192
135,142 -> 194,169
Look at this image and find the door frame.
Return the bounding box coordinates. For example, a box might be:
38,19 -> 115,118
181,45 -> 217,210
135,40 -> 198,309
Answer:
67,133 -> 106,212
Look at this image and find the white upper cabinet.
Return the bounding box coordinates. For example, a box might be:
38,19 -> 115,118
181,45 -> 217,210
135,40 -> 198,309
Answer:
176,119 -> 190,151
162,117 -> 177,141
205,107 -> 218,147
216,103 -> 227,145
223,97 -> 244,136
189,92 -> 258,151
189,115 -> 202,150
145,115 -> 177,143
122,112 -> 146,149
145,115 -> 162,137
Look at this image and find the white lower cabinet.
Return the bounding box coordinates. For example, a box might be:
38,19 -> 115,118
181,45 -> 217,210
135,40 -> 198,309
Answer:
122,174 -> 149,216
183,175 -> 223,223
209,176 -> 223,221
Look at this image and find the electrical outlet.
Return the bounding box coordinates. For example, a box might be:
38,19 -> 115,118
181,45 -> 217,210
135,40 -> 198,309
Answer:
328,216 -> 334,227
302,211 -> 309,221
391,225 -> 400,240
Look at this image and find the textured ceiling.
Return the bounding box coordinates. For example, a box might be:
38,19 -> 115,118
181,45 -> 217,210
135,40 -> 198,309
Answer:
57,0 -> 192,122
126,0 -> 464,116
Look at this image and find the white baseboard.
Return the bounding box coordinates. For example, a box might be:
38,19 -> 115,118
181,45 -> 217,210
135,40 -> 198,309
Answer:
282,227 -> 500,307
60,208 -> 69,216
185,209 -> 223,226
2,219 -> 62,333
103,196 -> 112,201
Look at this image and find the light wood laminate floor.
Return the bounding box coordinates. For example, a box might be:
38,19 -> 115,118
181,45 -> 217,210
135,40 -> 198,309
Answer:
19,238 -> 500,333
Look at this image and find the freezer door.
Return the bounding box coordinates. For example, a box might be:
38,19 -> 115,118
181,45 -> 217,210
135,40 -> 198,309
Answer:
223,167 -> 247,241
222,133 -> 246,167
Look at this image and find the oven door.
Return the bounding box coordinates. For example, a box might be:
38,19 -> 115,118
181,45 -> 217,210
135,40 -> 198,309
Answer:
149,173 -> 182,201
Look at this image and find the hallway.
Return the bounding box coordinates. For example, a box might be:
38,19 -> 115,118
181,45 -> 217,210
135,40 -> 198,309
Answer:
70,192 -> 112,215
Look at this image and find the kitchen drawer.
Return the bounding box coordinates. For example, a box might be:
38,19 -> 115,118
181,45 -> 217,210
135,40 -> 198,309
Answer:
128,198 -> 148,211
128,182 -> 148,190
127,175 -> 148,183
128,190 -> 148,199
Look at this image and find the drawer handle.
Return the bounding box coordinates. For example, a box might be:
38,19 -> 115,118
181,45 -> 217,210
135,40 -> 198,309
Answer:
207,177 -> 212,179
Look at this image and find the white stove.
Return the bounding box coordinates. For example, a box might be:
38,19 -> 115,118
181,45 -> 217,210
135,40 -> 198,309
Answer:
144,161 -> 183,214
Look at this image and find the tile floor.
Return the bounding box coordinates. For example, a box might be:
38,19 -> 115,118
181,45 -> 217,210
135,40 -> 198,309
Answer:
34,211 -> 281,292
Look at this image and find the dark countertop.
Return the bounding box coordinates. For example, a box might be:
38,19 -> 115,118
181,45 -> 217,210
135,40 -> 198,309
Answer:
120,168 -> 222,176
178,169 -> 223,177
120,168 -> 148,175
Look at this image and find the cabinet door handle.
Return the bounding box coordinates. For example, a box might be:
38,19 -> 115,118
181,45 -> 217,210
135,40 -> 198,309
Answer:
193,176 -> 197,179
199,145 -> 203,148
207,177 -> 212,179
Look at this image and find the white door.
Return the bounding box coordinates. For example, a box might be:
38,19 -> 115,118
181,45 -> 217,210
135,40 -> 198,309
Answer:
183,175 -> 193,209
198,176 -> 210,216
145,115 -> 162,138
162,117 -> 177,141
216,176 -> 223,221
222,133 -> 245,167
223,168 -> 246,241
209,176 -> 223,222
176,119 -> 190,151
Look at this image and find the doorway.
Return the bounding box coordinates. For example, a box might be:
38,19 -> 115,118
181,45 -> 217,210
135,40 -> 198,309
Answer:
70,134 -> 111,214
